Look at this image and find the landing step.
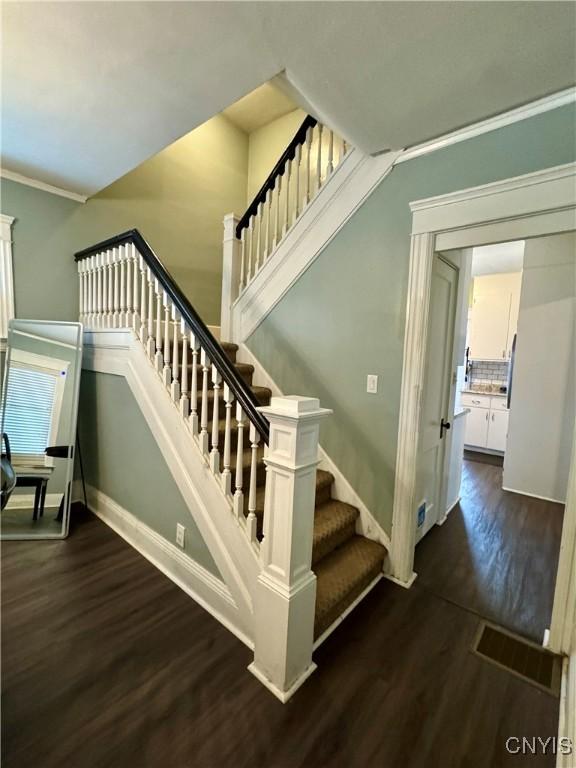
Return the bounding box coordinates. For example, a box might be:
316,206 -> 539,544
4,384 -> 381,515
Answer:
314,536 -> 386,639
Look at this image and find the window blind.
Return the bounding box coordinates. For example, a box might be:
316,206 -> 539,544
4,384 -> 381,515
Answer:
2,366 -> 58,456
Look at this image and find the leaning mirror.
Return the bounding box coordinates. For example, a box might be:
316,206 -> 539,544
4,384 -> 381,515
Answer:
1,320 -> 83,539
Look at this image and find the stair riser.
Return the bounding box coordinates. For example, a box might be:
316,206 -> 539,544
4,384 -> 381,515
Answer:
312,521 -> 357,566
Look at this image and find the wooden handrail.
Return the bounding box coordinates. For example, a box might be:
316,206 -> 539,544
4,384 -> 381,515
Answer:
235,115 -> 317,238
75,230 -> 270,443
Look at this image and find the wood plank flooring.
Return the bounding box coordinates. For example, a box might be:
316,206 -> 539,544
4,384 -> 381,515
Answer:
2,503 -> 559,768
415,456 -> 565,643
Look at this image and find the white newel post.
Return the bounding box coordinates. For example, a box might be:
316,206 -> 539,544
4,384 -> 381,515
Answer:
220,213 -> 241,343
249,396 -> 332,702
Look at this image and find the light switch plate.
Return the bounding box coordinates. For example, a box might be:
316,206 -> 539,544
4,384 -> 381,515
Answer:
176,523 -> 186,548
367,374 -> 378,394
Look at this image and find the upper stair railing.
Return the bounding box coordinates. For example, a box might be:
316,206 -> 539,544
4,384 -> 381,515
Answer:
235,116 -> 348,295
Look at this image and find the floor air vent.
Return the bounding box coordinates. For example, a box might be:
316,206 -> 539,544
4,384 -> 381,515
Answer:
473,622 -> 562,696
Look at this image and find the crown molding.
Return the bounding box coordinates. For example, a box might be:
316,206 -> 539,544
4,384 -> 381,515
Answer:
0,169 -> 87,203
395,86 -> 576,165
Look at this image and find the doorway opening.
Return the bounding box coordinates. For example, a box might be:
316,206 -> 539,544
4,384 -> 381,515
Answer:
414,232 -> 574,644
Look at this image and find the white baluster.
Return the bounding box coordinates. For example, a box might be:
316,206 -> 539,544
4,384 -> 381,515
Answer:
162,292 -> 172,388
265,188 -> 272,260
328,128 -> 334,176
294,144 -> 302,224
239,228 -> 246,291
210,364 -> 221,474
107,250 -> 114,328
91,255 -> 98,327
247,218 -> 254,283
284,160 -> 291,236
119,245 -> 127,326
305,127 -> 313,205
221,384 -> 234,496
247,423 -> 260,543
255,202 -> 262,276
125,245 -> 132,327
233,404 -> 245,518
147,269 -> 156,357
101,252 -> 109,328
189,333 -> 200,435
139,256 -> 148,343
154,280 -> 163,372
113,247 -> 120,327
96,252 -> 103,327
273,176 -> 282,249
179,319 -> 190,418
78,260 -> 85,322
316,123 -> 323,191
171,306 -> 180,403
199,348 -> 210,455
131,245 -> 139,331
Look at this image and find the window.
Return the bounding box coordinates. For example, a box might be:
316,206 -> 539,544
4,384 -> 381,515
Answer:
1,350 -> 68,467
0,214 -> 15,347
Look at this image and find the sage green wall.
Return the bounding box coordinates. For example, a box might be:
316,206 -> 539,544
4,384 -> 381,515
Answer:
247,109 -> 306,203
78,370 -> 221,577
247,104 -> 576,535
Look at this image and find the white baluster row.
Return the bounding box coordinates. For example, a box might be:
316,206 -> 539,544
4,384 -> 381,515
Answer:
78,243 -> 266,548
237,121 -> 347,293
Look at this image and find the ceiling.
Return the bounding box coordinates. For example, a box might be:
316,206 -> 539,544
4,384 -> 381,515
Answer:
222,82 -> 297,134
2,2 -> 575,197
472,241 -> 525,276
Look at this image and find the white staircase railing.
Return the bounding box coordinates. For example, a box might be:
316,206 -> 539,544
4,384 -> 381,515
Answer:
75,230 -> 331,701
234,116 -> 347,298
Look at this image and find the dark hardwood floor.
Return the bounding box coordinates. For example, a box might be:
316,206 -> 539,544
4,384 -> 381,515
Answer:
2,503 -> 559,768
415,457 -> 565,643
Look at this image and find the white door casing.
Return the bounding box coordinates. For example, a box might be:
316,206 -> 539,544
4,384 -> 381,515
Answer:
390,161 -> 576,658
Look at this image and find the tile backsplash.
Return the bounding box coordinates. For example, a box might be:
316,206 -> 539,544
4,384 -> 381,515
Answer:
468,359 -> 509,390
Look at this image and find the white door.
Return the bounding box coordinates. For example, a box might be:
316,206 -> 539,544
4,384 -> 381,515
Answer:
487,409 -> 509,452
469,291 -> 511,360
416,255 -> 458,539
464,406 -> 490,448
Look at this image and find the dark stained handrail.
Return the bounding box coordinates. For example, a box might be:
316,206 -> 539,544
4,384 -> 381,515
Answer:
235,115 -> 317,238
75,229 -> 270,443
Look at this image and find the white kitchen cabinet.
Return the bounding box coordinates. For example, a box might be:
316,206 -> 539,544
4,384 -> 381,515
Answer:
487,409 -> 509,451
465,406 -> 490,447
468,273 -> 522,360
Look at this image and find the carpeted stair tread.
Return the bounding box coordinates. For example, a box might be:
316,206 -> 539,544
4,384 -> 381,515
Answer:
314,536 -> 386,638
312,501 -> 359,566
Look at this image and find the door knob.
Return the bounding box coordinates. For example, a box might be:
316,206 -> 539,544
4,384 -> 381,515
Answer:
440,418 -> 451,438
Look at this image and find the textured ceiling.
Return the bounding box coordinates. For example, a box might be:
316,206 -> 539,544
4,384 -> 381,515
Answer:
2,2 -> 575,196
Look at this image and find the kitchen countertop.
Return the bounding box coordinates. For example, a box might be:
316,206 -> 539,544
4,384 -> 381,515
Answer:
461,388 -> 507,398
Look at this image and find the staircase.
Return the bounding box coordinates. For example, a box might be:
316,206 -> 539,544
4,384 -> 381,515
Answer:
214,339 -> 386,640
74,116 -> 387,702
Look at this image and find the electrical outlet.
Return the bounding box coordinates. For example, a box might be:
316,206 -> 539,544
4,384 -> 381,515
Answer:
366,374 -> 378,394
176,523 -> 186,548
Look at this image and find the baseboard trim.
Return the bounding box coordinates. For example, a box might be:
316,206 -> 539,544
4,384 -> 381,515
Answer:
85,483 -> 254,650
383,571 -> 418,589
502,486 -> 565,505
437,496 -> 461,526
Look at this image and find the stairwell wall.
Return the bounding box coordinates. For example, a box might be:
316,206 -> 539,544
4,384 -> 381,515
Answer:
245,103 -> 576,535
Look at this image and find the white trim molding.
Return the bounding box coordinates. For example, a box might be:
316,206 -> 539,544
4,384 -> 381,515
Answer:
230,148 -> 401,343
396,87 -> 576,165
0,169 -> 87,203
390,158 -> 576,656
0,214 -> 15,343
85,484 -> 252,649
